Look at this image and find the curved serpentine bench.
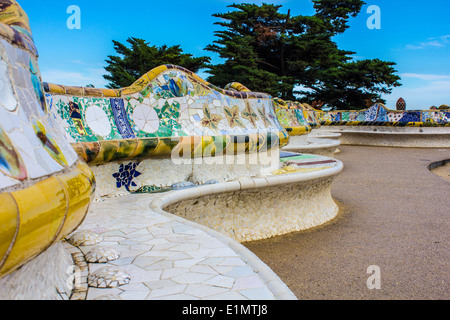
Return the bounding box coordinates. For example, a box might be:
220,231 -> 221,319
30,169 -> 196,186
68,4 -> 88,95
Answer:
0,0 -> 344,299
42,61 -> 344,239
44,66 -> 296,198
225,83 -> 341,157
153,152 -> 343,243
44,69 -> 344,241
317,103 -> 450,147
275,100 -> 340,157
42,64 -> 344,297
0,1 -> 95,279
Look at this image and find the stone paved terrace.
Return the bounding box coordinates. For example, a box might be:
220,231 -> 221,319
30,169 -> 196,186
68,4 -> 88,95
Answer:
246,146 -> 450,300
70,194 -> 296,300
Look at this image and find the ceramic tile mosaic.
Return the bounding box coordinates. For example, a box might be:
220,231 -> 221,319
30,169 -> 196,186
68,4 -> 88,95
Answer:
273,100 -> 312,135
0,1 -> 95,278
46,68 -> 289,153
222,85 -> 313,136
319,103 -> 450,127
43,59 -> 294,197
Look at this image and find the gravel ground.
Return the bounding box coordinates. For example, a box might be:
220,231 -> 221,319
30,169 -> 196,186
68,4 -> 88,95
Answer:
245,146 -> 450,300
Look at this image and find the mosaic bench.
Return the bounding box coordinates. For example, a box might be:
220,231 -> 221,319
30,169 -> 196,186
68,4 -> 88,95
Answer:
225,83 -> 341,157
273,100 -> 340,157
152,151 -> 343,243
41,66 -> 344,292
319,103 -> 450,127
44,65 -> 298,198
0,1 -> 95,280
316,104 -> 450,147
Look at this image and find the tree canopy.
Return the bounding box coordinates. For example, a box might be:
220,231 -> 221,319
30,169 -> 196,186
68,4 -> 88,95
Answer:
103,37 -> 210,88
205,1 -> 401,110
102,2 -> 402,110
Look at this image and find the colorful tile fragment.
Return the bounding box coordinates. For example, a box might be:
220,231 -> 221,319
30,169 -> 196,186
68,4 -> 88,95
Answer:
0,126 -> 27,180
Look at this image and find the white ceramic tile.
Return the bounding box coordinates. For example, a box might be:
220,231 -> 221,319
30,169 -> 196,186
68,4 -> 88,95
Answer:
0,172 -> 20,190
85,105 -> 111,137
0,60 -> 18,111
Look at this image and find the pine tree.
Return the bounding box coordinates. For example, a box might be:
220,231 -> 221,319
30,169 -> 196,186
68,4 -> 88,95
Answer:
205,2 -> 401,110
104,37 -> 210,88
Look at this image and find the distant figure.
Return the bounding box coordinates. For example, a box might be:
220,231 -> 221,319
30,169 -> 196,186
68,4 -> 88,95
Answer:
396,97 -> 406,111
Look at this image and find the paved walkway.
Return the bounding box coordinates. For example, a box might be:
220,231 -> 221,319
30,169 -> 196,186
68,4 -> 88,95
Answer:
75,194 -> 295,300
245,146 -> 450,300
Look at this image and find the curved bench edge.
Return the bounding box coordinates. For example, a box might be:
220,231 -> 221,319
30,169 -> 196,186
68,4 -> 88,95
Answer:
150,196 -> 298,300
149,163 -> 344,300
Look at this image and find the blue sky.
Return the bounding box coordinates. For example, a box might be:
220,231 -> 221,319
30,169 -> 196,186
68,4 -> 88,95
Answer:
18,0 -> 450,109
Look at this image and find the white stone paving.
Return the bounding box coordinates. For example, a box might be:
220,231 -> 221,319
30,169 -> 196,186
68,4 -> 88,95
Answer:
72,193 -> 296,300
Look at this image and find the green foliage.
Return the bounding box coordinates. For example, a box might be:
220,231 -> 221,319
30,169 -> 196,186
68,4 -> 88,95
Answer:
104,37 -> 210,88
205,1 -> 401,110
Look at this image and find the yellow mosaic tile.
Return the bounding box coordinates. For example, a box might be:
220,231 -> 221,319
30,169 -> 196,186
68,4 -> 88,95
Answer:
71,143 -> 86,161
65,86 -> 84,96
130,137 -> 160,160
55,164 -> 95,239
101,88 -> 121,98
45,83 -> 66,95
84,87 -> 105,98
288,127 -> 311,136
150,138 -> 181,158
75,161 -> 96,184
149,65 -> 168,77
110,139 -> 140,162
0,193 -> 19,274
0,0 -> 30,32
90,140 -> 120,165
121,85 -> 143,96
4,177 -> 68,276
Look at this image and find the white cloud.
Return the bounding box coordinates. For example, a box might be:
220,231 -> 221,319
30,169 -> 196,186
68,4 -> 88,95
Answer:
400,73 -> 450,81
428,35 -> 450,42
405,44 -> 426,50
41,68 -> 109,88
406,34 -> 450,50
